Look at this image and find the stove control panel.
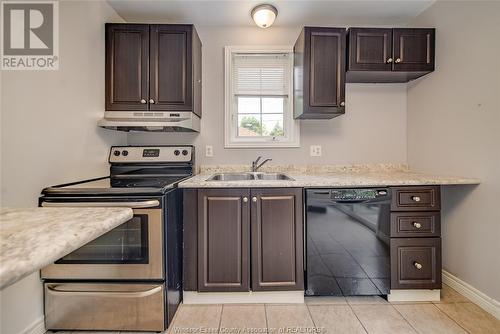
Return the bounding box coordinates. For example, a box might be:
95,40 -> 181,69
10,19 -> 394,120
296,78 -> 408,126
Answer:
109,146 -> 193,163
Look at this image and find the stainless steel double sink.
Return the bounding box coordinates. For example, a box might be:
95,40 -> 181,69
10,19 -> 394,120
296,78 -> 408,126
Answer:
206,172 -> 294,181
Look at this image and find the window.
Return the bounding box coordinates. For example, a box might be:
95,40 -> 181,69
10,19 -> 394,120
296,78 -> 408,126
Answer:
224,46 -> 299,148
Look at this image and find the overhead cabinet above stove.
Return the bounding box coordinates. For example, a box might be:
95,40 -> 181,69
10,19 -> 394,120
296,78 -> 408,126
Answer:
100,24 -> 202,132
346,28 -> 435,83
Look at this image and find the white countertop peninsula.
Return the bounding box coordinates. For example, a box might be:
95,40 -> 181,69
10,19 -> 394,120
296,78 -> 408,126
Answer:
0,207 -> 133,289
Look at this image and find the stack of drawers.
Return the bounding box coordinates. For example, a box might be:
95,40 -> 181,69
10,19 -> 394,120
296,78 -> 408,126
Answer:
390,186 -> 442,290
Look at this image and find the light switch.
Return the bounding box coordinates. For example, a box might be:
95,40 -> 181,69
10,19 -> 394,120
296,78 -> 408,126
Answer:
205,145 -> 214,157
310,145 -> 322,157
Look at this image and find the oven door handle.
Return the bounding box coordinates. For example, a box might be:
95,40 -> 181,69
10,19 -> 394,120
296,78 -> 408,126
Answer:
41,200 -> 160,209
46,285 -> 162,298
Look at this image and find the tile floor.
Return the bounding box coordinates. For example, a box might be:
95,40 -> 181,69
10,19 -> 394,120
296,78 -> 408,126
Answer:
48,285 -> 499,334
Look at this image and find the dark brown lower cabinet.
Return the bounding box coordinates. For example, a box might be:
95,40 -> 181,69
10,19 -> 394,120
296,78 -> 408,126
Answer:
390,237 -> 442,290
195,188 -> 303,292
390,186 -> 442,291
251,188 -> 304,291
197,189 -> 250,292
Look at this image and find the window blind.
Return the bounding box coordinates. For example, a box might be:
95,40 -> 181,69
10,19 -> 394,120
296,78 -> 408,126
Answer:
232,53 -> 289,96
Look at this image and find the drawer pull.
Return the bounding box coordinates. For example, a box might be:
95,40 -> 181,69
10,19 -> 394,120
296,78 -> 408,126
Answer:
413,222 -> 422,229
414,262 -> 423,270
411,196 -> 421,202
252,196 -> 258,202
243,197 -> 248,203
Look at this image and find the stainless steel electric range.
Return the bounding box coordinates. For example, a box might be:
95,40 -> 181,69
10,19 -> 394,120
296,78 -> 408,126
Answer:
39,145 -> 194,332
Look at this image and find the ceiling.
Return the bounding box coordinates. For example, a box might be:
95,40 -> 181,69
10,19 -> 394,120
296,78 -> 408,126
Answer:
107,0 -> 435,27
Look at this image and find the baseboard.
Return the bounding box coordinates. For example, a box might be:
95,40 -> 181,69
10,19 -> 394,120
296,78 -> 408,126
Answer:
442,270 -> 500,320
20,317 -> 45,334
388,289 -> 440,302
183,290 -> 304,304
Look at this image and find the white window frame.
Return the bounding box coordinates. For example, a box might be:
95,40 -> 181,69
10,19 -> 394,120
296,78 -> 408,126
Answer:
224,45 -> 300,148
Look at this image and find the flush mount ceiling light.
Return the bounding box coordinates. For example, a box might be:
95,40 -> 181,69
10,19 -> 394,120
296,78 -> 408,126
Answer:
251,4 -> 278,28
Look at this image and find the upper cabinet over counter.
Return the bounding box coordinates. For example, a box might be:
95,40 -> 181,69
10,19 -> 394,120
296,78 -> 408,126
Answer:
294,27 -> 346,119
347,28 -> 435,83
100,24 -> 202,132
293,26 -> 435,119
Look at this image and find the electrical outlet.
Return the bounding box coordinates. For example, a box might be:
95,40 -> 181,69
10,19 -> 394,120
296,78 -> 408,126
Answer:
205,145 -> 213,157
310,145 -> 322,157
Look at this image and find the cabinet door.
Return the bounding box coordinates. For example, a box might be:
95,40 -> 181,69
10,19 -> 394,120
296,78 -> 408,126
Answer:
149,25 -> 193,111
393,28 -> 435,72
105,24 -> 149,111
251,188 -> 304,291
348,28 -> 393,71
303,27 -> 346,117
198,189 -> 250,292
390,238 -> 441,290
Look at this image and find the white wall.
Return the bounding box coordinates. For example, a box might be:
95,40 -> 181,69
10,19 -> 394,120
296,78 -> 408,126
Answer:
407,1 -> 500,301
128,26 -> 408,166
0,2 -> 125,334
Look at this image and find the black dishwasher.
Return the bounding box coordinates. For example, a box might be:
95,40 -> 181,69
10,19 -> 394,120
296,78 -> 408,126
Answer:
305,188 -> 391,296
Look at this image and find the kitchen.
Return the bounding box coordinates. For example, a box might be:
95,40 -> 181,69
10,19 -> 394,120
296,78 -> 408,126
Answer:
1,1 -> 499,334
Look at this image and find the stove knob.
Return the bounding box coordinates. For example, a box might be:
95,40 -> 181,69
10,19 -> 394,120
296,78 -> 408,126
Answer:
174,150 -> 180,156
122,150 -> 128,156
113,151 -> 120,156
182,150 -> 188,156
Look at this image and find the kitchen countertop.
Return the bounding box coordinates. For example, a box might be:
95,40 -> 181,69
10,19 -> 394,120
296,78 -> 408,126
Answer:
0,207 -> 133,289
178,165 -> 480,188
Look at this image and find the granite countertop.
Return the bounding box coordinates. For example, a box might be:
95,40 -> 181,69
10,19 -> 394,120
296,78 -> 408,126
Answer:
178,164 -> 480,188
0,207 -> 133,289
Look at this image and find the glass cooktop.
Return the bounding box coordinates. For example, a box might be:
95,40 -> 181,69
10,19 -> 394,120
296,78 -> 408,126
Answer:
42,175 -> 190,195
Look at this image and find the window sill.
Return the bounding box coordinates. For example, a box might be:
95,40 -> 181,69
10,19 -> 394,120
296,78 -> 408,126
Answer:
225,141 -> 300,149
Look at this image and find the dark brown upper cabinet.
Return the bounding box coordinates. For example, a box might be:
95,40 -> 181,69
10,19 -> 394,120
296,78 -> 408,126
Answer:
106,24 -> 202,117
105,24 -> 149,111
197,189 -> 250,292
347,28 -> 435,83
348,28 -> 393,72
251,188 -> 304,291
294,27 -> 346,119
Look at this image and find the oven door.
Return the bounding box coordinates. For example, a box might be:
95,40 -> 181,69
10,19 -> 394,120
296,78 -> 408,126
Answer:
40,199 -> 163,280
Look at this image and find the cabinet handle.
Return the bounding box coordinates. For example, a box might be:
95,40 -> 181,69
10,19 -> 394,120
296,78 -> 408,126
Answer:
252,197 -> 257,202
413,262 -> 423,270
412,222 -> 422,229
149,99 -> 155,104
395,58 -> 402,63
386,58 -> 393,63
340,101 -> 345,107
140,99 -> 147,104
411,196 -> 421,202
242,197 -> 248,203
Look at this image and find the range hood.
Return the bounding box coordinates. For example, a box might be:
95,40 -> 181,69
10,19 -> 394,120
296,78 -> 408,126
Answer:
98,111 -> 200,132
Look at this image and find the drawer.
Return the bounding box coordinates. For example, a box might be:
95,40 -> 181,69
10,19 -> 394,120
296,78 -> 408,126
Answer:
391,186 -> 441,211
390,238 -> 441,290
44,283 -> 165,331
391,212 -> 441,237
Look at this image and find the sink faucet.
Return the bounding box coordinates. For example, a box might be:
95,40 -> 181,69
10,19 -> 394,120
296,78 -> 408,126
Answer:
251,156 -> 272,172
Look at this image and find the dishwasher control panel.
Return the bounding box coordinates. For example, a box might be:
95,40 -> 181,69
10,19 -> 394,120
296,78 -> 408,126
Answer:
331,188 -> 389,200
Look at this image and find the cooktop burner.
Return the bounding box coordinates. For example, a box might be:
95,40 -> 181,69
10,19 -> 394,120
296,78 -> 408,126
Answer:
41,146 -> 195,196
